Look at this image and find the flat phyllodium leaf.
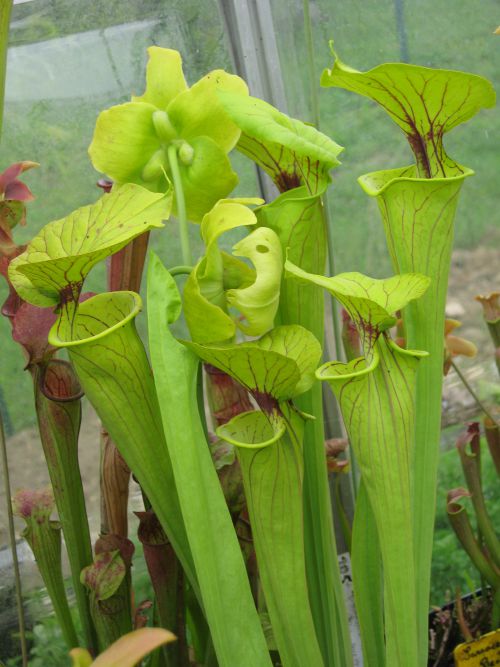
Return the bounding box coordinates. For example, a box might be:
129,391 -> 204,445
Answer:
285,259 -> 430,340
9,184 -> 170,306
219,91 -> 343,192
185,324 -> 321,401
321,43 -> 496,177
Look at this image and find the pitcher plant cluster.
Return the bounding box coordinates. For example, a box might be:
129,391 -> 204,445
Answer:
1,43 -> 496,667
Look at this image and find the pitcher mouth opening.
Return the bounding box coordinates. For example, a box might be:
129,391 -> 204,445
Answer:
48,291 -> 142,348
358,164 -> 474,198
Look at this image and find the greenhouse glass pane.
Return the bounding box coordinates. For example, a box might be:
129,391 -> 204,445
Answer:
0,4 -> 257,658
0,0 -> 258,435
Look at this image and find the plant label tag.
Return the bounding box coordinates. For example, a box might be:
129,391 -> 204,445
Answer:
454,628 -> 500,665
338,552 -> 364,666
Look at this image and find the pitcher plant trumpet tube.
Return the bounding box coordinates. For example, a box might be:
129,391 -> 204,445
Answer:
321,44 -> 495,662
147,254 -> 273,667
186,323 -> 325,667
286,258 -> 430,667
220,90 -> 352,667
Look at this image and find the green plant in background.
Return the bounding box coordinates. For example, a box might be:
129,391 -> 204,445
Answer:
447,423 -> 500,630
321,43 -> 496,664
12,488 -> 79,649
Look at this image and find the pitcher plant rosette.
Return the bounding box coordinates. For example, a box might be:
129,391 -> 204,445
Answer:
3,35 -> 498,667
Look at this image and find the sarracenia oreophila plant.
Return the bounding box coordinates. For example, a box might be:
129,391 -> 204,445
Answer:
1,42 -> 495,667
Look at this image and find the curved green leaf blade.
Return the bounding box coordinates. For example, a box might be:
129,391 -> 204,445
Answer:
219,91 -> 342,193
147,253 -> 272,667
321,44 -> 495,177
9,184 -> 170,306
185,324 -> 321,402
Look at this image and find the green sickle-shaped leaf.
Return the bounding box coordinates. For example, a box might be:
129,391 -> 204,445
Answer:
46,291 -> 197,597
321,43 -> 495,178
187,323 -> 324,667
147,254 -> 273,667
286,259 -> 429,667
89,47 -> 248,222
8,184 -> 170,308
183,198 -> 282,343
322,47 -> 496,660
218,91 -> 343,193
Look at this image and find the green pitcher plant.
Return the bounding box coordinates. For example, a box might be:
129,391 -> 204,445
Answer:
185,322 -> 325,667
220,87 -> 352,667
8,184 -> 272,665
321,43 -> 495,663
13,488 -> 79,649
4,37 -> 498,667
285,259 -> 430,667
